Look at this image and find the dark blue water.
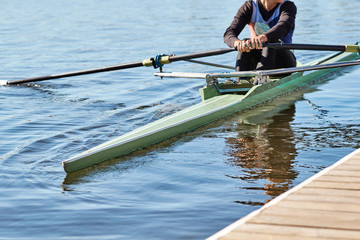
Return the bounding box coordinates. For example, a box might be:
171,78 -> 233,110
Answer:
1,0 -> 360,239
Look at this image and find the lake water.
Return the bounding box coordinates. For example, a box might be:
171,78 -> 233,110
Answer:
1,0 -> 360,239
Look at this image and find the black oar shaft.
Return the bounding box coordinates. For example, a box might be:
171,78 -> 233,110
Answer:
4,48 -> 235,85
169,48 -> 235,62
264,43 -> 359,52
6,61 -> 144,85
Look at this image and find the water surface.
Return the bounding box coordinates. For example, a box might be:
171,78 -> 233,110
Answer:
1,0 -> 360,239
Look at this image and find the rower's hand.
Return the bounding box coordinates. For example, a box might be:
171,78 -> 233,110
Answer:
234,34 -> 268,52
249,34 -> 268,49
234,39 -> 251,52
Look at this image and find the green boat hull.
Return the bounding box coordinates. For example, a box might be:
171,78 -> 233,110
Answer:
63,51 -> 359,173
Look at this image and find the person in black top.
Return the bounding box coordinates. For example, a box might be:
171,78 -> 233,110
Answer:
224,0 -> 297,82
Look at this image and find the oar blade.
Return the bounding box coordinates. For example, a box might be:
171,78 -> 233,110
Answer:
0,80 -> 8,86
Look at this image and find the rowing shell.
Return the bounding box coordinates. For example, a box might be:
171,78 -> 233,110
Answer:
63,49 -> 359,173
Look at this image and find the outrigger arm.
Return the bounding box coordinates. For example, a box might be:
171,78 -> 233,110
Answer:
155,59 -> 360,85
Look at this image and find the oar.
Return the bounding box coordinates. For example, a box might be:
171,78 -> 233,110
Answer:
0,48 -> 234,86
1,43 -> 358,86
263,43 -> 360,53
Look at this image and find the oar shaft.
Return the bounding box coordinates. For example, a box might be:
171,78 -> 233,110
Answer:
264,43 -> 359,53
3,48 -> 235,85
169,48 -> 235,62
6,61 -> 144,85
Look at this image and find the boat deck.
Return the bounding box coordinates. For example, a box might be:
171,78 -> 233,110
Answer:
208,149 -> 360,240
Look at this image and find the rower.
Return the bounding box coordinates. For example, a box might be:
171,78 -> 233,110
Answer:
224,0 -> 297,84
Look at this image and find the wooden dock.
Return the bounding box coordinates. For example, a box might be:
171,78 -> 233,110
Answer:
208,148 -> 360,240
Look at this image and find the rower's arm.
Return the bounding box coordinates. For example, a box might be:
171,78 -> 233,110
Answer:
224,1 -> 253,48
265,2 -> 297,42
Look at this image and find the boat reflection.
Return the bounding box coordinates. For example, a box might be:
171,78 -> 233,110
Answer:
225,98 -> 300,205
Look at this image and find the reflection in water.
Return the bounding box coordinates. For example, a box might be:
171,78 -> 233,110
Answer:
225,101 -> 299,205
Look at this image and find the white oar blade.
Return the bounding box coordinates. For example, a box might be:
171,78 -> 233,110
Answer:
0,80 -> 8,86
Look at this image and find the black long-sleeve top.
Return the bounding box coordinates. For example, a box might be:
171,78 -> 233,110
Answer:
224,0 -> 297,48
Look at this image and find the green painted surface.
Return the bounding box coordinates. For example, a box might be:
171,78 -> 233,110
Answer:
63,51 -> 359,173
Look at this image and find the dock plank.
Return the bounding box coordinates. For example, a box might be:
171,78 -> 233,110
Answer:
249,207 -> 360,230
208,149 -> 360,240
231,223 -> 360,240
314,175 -> 360,183
220,231 -> 330,240
277,200 -> 360,213
296,187 -> 360,197
324,169 -> 360,177
307,180 -> 360,190
285,193 -> 360,204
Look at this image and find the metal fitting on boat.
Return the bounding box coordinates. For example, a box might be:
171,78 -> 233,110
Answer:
205,74 -> 218,87
253,74 -> 270,85
142,55 -> 171,68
